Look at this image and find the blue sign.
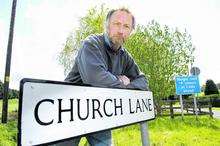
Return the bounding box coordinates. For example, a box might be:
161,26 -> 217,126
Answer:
175,76 -> 201,95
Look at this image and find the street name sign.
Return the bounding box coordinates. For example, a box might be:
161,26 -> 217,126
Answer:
18,79 -> 155,146
175,76 -> 201,95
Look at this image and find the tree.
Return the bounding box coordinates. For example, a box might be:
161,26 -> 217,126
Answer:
0,80 -> 3,99
58,6 -> 195,113
58,5 -> 107,75
124,22 -> 194,113
0,80 -> 19,99
204,79 -> 219,95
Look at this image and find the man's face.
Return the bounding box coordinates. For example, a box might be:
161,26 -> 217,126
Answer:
107,10 -> 133,48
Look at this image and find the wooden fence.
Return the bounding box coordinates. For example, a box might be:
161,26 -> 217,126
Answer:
160,98 -> 213,118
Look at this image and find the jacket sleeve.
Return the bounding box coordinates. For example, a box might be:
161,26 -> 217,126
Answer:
123,52 -> 149,91
76,41 -> 126,88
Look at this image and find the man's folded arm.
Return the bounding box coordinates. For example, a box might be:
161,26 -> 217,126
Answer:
123,52 -> 149,91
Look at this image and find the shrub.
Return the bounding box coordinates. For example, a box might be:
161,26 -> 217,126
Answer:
204,79 -> 219,95
0,80 -> 19,99
196,94 -> 220,107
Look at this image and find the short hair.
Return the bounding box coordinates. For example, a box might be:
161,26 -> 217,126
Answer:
105,8 -> 135,30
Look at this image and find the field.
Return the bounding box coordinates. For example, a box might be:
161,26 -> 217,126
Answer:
0,99 -> 220,146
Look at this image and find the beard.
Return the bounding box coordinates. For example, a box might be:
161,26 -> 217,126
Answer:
110,35 -> 125,50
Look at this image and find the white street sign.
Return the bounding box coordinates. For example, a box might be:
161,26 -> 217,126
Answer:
18,79 -> 155,146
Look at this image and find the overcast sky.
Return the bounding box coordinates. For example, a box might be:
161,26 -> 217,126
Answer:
0,0 -> 220,89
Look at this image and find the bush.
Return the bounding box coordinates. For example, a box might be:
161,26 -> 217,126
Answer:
204,79 -> 219,95
9,89 -> 19,99
196,94 -> 220,107
0,80 -> 19,99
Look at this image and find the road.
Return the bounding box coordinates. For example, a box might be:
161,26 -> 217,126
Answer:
209,110 -> 220,119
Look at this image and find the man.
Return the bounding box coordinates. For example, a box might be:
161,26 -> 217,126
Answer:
53,8 -> 149,146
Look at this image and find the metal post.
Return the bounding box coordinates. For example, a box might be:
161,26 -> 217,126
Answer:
1,0 -> 17,123
179,95 -> 184,119
193,95 -> 198,120
140,122 -> 150,146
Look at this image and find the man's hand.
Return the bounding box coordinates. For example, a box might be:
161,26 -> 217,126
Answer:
118,75 -> 130,86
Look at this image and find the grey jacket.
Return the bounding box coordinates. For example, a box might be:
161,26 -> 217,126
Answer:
65,33 -> 149,91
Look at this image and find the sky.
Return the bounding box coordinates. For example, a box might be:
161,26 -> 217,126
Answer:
0,0 -> 220,89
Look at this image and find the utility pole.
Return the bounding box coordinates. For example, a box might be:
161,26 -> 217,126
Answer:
2,0 -> 17,123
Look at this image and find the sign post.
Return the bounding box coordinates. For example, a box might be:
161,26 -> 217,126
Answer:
193,94 -> 198,119
175,76 -> 201,119
18,79 -> 155,146
140,122 -> 150,146
190,67 -> 201,120
2,0 -> 17,124
179,95 -> 184,119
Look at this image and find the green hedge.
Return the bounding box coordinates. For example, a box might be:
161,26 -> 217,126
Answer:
197,94 -> 220,100
196,94 -> 220,107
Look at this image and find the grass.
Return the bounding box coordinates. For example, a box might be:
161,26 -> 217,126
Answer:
112,116 -> 220,146
148,116 -> 220,146
0,120 -> 17,146
213,108 -> 220,111
0,99 -> 220,146
0,99 -> 18,114
0,99 -> 18,146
